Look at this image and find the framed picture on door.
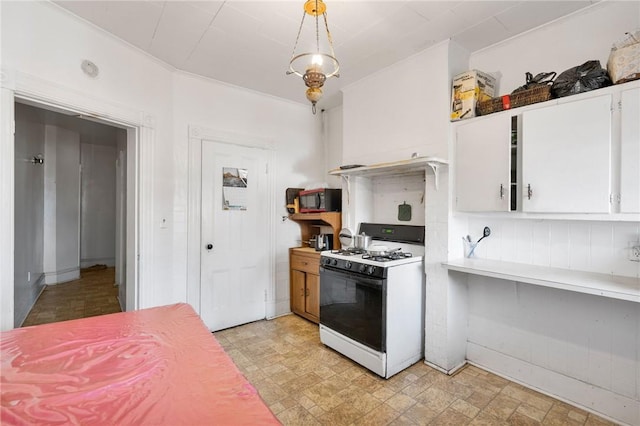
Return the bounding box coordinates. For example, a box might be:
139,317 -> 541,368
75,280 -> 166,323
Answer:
222,167 -> 248,210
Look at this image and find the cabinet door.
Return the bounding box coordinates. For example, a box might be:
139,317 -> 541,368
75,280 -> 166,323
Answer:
522,95 -> 612,213
291,270 -> 306,315
620,88 -> 640,213
305,273 -> 320,319
455,113 -> 512,211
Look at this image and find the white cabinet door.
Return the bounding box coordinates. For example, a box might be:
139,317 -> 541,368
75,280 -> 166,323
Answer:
522,95 -> 612,213
455,113 -> 512,212
620,87 -> 640,213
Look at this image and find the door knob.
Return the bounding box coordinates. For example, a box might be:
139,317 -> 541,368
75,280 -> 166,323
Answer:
206,243 -> 213,250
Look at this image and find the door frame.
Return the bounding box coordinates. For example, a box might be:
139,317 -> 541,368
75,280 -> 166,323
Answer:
1,72 -> 153,330
187,125 -> 276,320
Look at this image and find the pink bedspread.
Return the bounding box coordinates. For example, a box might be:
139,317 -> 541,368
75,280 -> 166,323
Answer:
1,303 -> 280,425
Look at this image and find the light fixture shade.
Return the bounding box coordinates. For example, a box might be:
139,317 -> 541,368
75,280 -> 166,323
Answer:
287,0 -> 340,114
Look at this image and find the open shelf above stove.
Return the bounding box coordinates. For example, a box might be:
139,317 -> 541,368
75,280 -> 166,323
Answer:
329,156 -> 448,190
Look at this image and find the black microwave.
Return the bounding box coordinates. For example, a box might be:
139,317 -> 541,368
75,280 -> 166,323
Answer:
299,188 -> 342,213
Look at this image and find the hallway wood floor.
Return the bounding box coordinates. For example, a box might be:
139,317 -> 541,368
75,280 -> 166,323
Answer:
22,266 -> 121,327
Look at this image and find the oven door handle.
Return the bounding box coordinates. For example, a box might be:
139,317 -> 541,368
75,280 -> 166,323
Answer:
320,266 -> 383,288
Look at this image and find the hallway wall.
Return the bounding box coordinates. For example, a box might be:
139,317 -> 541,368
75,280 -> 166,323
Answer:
43,124 -> 81,285
80,141 -> 118,268
14,103 -> 45,326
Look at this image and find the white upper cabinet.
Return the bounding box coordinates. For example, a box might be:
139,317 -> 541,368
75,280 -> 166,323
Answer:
620,87 -> 640,213
453,81 -> 638,217
455,114 -> 512,212
521,95 -> 612,213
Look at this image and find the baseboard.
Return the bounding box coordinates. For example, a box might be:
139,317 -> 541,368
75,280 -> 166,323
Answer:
467,342 -> 638,426
16,274 -> 46,327
271,299 -> 290,319
424,359 -> 468,376
45,267 -> 80,285
80,257 -> 115,268
268,311 -> 295,320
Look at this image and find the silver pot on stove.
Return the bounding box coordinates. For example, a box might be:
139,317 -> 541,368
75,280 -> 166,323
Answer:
353,232 -> 372,250
366,245 -> 401,256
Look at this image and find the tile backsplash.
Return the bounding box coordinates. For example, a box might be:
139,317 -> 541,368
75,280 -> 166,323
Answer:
464,218 -> 640,278
371,173 -> 426,226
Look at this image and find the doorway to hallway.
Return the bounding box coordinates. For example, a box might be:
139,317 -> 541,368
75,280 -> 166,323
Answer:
13,100 -> 133,327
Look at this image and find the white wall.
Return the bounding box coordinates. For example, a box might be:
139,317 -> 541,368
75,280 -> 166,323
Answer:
470,1 -> 639,96
80,142 -> 117,268
342,42 -> 452,166
370,174 -> 426,226
171,72 -> 324,318
13,103 -> 45,326
43,124 -> 81,285
1,0 -> 175,315
457,2 -> 640,424
323,105 -> 342,189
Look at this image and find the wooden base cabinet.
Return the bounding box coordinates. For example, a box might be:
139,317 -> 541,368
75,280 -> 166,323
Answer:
289,248 -> 320,323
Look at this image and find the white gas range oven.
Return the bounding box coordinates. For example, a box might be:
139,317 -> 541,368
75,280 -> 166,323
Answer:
319,223 -> 425,379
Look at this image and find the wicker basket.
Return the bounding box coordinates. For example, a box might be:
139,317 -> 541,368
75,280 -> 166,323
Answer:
477,85 -> 552,116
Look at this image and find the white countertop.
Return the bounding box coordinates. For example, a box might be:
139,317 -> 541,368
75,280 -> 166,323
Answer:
443,258 -> 640,303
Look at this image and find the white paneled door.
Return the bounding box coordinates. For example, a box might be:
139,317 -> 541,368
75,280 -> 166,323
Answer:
200,140 -> 269,331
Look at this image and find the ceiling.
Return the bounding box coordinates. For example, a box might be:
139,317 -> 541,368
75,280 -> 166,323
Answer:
54,0 -> 599,109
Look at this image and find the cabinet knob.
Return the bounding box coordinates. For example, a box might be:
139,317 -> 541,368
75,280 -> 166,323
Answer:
499,184 -> 505,199
527,184 -> 533,200
206,243 -> 213,250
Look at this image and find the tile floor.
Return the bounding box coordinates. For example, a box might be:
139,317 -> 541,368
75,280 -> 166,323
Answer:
214,315 -> 618,426
21,266 -> 121,327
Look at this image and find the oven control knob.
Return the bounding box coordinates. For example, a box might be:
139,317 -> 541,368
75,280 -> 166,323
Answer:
345,261 -> 352,269
324,258 -> 331,265
359,264 -> 367,273
367,266 -> 376,275
331,259 -> 338,266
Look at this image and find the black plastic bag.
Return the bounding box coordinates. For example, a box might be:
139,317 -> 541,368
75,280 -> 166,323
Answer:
512,71 -> 556,94
551,60 -> 612,98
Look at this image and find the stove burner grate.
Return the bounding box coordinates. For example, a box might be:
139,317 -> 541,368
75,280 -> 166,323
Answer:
331,248 -> 366,256
362,252 -> 413,262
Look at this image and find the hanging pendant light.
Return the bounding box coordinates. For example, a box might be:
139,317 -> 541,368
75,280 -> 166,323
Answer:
287,0 -> 340,114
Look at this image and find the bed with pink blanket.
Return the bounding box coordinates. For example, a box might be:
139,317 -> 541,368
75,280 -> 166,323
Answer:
1,303 -> 279,425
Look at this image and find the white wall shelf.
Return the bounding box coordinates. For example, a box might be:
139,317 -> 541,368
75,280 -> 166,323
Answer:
452,210 -> 640,222
329,156 -> 449,190
443,258 -> 639,303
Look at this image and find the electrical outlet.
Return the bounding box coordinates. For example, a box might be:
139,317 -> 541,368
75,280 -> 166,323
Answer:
629,242 -> 640,262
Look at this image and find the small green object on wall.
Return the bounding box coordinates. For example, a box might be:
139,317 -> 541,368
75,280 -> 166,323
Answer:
398,202 -> 412,221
